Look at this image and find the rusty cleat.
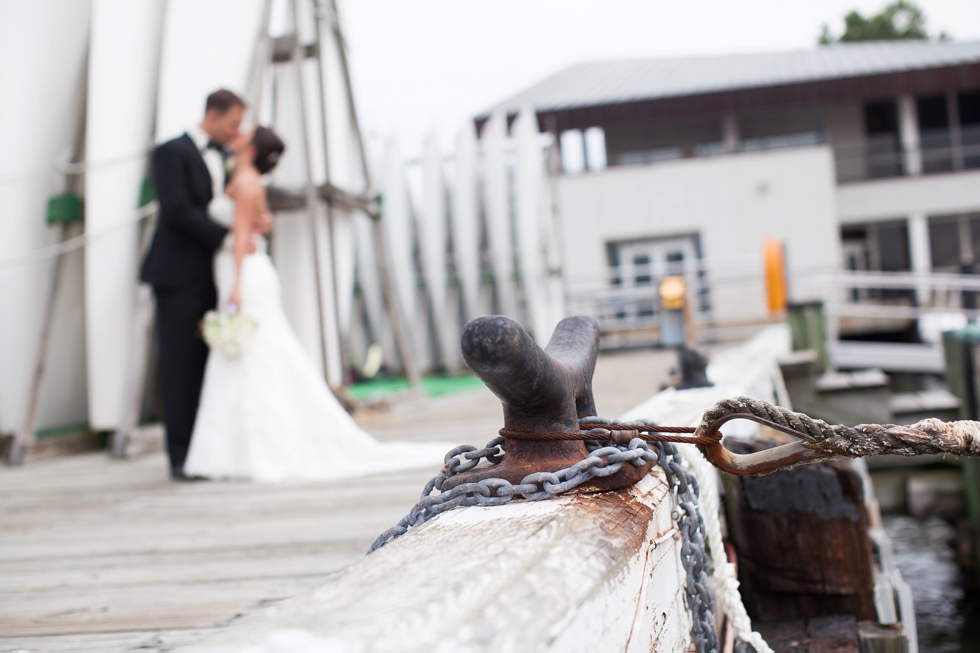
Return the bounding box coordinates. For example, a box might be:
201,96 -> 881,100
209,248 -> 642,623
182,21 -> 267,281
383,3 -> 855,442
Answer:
443,315 -> 654,493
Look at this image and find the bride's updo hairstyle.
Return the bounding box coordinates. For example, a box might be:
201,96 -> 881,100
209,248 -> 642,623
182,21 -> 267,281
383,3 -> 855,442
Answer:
252,126 -> 285,175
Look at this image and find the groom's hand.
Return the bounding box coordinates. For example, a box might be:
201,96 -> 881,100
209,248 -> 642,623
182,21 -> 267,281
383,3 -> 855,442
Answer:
254,210 -> 273,235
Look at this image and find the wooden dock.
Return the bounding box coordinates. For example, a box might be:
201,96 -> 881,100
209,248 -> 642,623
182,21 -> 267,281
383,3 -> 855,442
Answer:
0,349 -> 673,652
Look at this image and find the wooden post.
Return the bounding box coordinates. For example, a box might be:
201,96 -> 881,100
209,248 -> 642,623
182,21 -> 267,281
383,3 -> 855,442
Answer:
725,452 -> 878,622
371,215 -> 422,390
310,0 -> 350,385
289,0 -> 341,385
245,0 -> 273,111
7,224 -> 74,465
110,207 -> 159,457
9,94 -> 86,465
787,301 -> 828,371
683,279 -> 697,348
325,0 -> 421,390
941,330 -> 980,579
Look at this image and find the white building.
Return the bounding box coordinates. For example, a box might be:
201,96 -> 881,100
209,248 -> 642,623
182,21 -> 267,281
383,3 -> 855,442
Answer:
477,40 -> 980,346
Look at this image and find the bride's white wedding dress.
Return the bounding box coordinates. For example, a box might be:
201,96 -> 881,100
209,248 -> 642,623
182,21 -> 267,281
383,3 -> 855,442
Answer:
184,199 -> 449,482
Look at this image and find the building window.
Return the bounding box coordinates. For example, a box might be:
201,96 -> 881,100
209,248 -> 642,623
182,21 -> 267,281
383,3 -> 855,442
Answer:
605,120 -> 722,168
560,130 -> 586,174
928,213 -> 980,308
863,101 -> 902,178
840,221 -> 912,302
929,213 -> 980,272
583,127 -> 607,171
959,91 -> 980,169
616,147 -> 682,166
929,218 -> 961,270
605,234 -> 708,325
877,223 -> 911,272
739,109 -> 825,152
632,254 -> 653,285
917,95 -> 953,174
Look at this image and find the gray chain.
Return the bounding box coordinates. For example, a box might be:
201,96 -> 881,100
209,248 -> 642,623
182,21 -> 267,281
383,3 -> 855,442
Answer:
367,431 -> 658,553
654,439 -> 719,653
366,419 -> 718,653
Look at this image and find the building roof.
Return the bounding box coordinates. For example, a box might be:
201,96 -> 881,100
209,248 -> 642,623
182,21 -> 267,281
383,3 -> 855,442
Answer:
480,40 -> 980,118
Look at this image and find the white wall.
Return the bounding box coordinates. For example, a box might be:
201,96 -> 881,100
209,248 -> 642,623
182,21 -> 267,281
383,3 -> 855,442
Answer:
84,0 -> 166,431
824,101 -> 866,183
837,169 -> 980,224
556,146 -> 841,325
0,0 -> 93,434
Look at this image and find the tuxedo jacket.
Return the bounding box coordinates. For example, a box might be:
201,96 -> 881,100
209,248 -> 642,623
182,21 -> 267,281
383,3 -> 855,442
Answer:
141,134 -> 229,292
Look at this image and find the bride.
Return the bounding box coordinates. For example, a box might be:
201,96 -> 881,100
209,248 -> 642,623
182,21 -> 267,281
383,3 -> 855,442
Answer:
184,126 -> 448,482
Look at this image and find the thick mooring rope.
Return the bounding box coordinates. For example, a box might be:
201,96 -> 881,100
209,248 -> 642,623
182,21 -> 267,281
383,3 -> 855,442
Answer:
694,396 -> 980,459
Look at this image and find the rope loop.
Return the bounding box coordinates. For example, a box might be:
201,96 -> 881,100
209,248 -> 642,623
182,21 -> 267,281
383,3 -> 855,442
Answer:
694,396 -> 980,459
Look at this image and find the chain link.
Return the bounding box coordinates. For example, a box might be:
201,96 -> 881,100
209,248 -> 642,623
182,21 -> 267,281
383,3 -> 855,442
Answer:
367,434 -> 658,552
367,419 -> 719,653
656,440 -> 719,653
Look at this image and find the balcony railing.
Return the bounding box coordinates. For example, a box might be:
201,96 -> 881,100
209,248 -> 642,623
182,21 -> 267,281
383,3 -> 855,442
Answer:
834,126 -> 980,183
563,255 -> 765,334
564,260 -> 980,346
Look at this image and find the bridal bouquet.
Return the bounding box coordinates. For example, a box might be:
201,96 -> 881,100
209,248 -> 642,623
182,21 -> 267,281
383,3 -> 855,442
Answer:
201,306 -> 256,359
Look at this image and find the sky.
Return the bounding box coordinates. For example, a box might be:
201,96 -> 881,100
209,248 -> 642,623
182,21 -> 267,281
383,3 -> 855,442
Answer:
338,0 -> 980,157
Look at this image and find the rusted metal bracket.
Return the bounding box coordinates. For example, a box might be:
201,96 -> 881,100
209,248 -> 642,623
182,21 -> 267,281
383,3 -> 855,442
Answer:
443,315 -> 654,492
266,183 -> 378,215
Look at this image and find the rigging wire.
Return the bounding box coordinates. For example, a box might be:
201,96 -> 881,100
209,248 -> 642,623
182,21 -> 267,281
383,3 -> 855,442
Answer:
0,201 -> 157,271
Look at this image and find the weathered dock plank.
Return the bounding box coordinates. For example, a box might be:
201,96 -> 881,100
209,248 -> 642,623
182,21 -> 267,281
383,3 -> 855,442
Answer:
0,628 -> 215,653
0,429 -> 438,648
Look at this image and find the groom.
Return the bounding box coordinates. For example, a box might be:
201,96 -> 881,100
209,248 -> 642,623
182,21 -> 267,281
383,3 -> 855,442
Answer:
141,89 -> 270,480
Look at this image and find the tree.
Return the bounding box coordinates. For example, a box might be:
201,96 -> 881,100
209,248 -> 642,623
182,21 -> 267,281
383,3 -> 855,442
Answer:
818,1 -> 947,44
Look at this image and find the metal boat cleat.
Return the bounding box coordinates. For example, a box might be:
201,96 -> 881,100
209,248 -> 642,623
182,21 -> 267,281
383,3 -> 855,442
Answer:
442,315 -> 654,493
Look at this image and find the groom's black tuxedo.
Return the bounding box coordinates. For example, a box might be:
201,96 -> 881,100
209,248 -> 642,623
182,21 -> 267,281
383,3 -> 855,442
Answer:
142,133 -> 228,475
142,134 -> 228,289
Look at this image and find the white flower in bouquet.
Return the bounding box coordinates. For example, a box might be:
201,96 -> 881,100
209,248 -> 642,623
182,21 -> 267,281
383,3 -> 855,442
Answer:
201,305 -> 256,358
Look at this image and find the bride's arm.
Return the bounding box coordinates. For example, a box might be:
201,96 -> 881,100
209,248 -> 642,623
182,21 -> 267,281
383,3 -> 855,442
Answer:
228,182 -> 261,309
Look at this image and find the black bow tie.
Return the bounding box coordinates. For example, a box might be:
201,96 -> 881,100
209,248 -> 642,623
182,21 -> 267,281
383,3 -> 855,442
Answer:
206,141 -> 228,156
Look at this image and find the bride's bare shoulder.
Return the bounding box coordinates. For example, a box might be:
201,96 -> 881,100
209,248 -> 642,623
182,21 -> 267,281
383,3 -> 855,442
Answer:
229,169 -> 263,201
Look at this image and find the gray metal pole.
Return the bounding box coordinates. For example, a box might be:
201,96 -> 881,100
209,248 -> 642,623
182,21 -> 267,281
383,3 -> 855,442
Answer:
310,0 -> 349,385
290,0 -> 336,383
110,208 -> 159,458
325,0 -> 422,390
7,225 -> 70,465
246,0 -> 274,112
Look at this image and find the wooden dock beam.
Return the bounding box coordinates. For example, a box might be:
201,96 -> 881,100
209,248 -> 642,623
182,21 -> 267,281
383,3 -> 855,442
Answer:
181,472 -> 691,652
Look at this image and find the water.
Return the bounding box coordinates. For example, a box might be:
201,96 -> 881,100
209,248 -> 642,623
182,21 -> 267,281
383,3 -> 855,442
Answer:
883,515 -> 980,653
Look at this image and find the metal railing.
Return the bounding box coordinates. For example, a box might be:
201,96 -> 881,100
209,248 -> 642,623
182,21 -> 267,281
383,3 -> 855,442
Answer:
565,263 -> 980,339
834,126 -> 980,183
816,270 -> 980,321
563,254 -> 766,333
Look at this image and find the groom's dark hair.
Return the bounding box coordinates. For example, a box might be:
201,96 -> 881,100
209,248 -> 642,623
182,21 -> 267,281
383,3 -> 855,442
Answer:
205,89 -> 246,115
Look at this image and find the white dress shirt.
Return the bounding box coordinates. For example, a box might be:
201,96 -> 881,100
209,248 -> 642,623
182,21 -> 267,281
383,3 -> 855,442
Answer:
187,125 -> 227,205
188,125 -> 235,227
